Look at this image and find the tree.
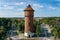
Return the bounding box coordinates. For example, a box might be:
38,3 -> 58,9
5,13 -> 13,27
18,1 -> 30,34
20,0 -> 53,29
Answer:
0,18 -> 11,40
53,30 -> 58,40
36,25 -> 40,36
33,20 -> 37,33
51,27 -> 58,40
36,20 -> 41,37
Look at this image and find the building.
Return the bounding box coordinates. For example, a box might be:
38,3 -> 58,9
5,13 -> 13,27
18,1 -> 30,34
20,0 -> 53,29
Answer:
24,4 -> 34,37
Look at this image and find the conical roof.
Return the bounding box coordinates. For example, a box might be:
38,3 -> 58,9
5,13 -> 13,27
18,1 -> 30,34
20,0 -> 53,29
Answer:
24,4 -> 34,11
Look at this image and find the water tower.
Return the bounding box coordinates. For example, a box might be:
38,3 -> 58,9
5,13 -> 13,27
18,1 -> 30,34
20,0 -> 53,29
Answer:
24,4 -> 34,37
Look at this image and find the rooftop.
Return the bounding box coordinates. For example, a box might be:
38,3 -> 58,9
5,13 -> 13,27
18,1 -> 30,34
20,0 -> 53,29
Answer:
24,4 -> 34,11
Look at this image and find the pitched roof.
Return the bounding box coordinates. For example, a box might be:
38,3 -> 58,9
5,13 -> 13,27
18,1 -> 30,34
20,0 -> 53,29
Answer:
24,4 -> 34,11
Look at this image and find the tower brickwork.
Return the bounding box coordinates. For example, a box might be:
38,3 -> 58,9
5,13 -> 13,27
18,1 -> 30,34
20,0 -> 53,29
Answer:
24,4 -> 34,37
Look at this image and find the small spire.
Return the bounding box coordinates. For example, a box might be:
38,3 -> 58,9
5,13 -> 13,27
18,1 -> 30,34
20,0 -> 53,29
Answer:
27,4 -> 31,8
24,4 -> 34,11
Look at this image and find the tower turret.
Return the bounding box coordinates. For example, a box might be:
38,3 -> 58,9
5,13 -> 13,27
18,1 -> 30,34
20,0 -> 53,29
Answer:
24,4 -> 34,37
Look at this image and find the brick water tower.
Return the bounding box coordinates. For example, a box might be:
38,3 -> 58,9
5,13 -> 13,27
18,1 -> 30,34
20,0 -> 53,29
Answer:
24,4 -> 34,37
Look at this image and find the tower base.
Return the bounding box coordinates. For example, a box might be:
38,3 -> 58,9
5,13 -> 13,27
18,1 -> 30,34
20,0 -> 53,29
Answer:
24,32 -> 28,37
24,31 -> 34,37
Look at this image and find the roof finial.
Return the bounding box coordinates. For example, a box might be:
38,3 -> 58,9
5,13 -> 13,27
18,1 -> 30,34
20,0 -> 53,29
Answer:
27,4 -> 31,8
24,4 -> 34,11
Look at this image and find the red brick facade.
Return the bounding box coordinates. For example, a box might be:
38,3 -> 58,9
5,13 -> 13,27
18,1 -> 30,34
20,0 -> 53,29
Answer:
24,4 -> 34,33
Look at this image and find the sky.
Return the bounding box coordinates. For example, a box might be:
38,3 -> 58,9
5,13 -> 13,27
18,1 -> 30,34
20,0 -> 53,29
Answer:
0,0 -> 60,17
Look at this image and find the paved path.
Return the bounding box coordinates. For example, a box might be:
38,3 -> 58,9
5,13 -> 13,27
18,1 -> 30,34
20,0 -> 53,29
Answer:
11,37 -> 54,40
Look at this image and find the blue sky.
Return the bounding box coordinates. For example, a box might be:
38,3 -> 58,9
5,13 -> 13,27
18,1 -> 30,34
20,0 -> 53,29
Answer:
0,0 -> 60,17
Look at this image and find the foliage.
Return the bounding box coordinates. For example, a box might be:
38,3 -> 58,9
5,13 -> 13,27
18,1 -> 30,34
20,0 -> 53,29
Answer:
36,23 -> 41,36
51,27 -> 58,37
0,18 -> 24,40
0,17 -> 60,39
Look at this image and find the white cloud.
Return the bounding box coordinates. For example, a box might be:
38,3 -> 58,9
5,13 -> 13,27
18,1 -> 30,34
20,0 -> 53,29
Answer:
32,3 -> 44,9
17,8 -> 24,11
0,12 -> 24,17
14,2 -> 26,6
48,6 -> 58,10
0,4 -> 15,9
20,2 -> 25,5
3,5 -> 8,7
0,2 -> 26,10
